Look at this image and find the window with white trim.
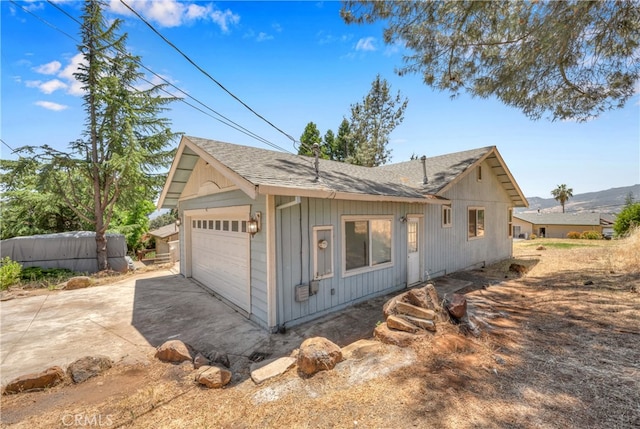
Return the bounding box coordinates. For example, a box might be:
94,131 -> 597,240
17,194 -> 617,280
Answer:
468,207 -> 485,239
313,226 -> 334,280
442,205 -> 452,228
343,216 -> 393,275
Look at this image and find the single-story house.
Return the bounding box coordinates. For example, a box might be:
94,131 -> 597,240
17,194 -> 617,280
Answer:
513,212 -> 615,238
148,223 -> 179,255
158,136 -> 528,332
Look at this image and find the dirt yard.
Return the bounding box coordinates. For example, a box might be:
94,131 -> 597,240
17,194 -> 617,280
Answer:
2,235 -> 639,429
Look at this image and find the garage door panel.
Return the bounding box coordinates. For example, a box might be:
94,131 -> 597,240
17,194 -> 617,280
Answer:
191,217 -> 250,313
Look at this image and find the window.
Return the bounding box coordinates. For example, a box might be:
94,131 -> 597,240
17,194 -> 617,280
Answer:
476,165 -> 483,181
343,216 -> 393,275
508,208 -> 513,237
313,226 -> 334,279
442,205 -> 452,228
468,207 -> 485,239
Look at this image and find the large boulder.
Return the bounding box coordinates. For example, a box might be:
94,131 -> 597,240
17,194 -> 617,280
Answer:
67,356 -> 112,383
195,365 -> 232,388
297,337 -> 343,376
155,340 -> 193,363
445,293 -> 467,320
3,366 -> 65,394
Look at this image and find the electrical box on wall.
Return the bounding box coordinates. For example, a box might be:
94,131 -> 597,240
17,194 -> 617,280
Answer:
310,280 -> 320,295
295,284 -> 309,302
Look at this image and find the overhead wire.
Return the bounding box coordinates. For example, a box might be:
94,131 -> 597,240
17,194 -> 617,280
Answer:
42,0 -> 294,154
118,0 -> 301,148
11,0 -> 296,155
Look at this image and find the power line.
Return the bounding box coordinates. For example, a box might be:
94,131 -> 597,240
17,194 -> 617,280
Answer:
16,0 -> 295,154
1,138 -> 16,153
118,0 -> 299,146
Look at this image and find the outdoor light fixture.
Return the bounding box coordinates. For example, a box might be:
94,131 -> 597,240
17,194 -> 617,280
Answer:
175,218 -> 182,227
248,212 -> 262,236
399,216 -> 408,223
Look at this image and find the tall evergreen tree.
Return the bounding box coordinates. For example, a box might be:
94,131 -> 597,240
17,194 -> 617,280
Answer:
8,0 -> 177,270
347,75 -> 408,167
333,118 -> 355,162
298,122 -> 323,157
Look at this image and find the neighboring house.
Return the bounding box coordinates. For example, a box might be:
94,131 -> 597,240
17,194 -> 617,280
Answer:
148,223 -> 180,256
513,212 -> 615,238
158,136 -> 528,331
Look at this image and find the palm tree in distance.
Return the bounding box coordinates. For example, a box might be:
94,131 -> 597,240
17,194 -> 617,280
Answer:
551,184 -> 574,213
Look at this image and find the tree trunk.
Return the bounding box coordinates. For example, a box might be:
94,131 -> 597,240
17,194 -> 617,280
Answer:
95,230 -> 109,272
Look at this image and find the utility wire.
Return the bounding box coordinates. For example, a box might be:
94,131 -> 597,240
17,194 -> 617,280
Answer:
1,138 -> 16,153
118,0 -> 300,146
43,0 -> 291,153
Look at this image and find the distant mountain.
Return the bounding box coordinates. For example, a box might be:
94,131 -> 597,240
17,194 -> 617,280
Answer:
517,184 -> 640,215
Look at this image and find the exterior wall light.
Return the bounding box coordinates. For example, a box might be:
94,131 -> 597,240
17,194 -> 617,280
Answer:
248,212 -> 262,236
175,218 -> 182,227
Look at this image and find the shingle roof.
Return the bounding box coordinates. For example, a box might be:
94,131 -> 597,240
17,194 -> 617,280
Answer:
514,212 -> 605,226
148,223 -> 179,239
159,136 -> 527,208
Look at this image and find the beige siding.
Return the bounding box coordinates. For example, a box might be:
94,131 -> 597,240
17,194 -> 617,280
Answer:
180,158 -> 237,200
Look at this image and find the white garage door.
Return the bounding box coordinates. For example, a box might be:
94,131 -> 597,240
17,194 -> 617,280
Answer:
191,216 -> 250,313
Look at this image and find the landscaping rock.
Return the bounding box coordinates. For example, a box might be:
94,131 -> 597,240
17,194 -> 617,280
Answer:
386,315 -> 420,333
195,365 -> 232,389
206,351 -> 230,368
424,283 -> 441,309
340,339 -> 385,360
509,263 -> 528,275
373,322 -> 418,348
405,288 -> 431,309
445,293 -> 467,319
3,366 -> 65,394
250,357 -> 296,385
67,356 -> 112,384
297,337 -> 343,376
396,301 -> 436,320
155,340 -> 193,363
65,276 -> 92,290
402,315 -> 436,332
193,353 -> 210,369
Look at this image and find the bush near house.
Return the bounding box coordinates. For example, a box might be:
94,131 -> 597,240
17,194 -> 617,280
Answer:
567,231 -> 582,239
0,257 -> 22,290
580,230 -> 602,240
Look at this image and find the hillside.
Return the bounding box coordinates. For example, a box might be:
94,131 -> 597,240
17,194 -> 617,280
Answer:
518,184 -> 639,214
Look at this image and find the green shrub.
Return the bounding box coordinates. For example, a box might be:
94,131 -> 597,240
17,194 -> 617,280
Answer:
567,231 -> 582,239
614,202 -> 640,237
581,230 -> 602,240
21,266 -> 75,286
0,257 -> 22,290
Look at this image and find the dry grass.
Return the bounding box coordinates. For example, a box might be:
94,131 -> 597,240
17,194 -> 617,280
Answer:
2,236 -> 639,428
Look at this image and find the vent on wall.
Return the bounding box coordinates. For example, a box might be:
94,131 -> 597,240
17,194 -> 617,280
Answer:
295,284 -> 309,302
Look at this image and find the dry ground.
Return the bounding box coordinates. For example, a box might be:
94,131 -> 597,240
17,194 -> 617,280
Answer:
1,235 -> 639,429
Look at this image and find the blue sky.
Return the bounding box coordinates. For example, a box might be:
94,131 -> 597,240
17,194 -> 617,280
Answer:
2,0 -> 639,201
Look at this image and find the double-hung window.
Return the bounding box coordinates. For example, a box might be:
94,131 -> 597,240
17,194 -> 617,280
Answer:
468,207 -> 485,239
343,216 -> 393,275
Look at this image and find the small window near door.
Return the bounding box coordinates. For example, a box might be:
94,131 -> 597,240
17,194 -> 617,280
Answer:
407,221 -> 418,253
313,226 -> 334,279
476,165 -> 483,181
442,205 -> 452,228
468,207 -> 485,239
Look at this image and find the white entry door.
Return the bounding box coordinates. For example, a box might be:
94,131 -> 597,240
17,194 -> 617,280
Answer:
407,218 -> 420,285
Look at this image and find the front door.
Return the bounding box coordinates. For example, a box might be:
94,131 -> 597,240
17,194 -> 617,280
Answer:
407,217 -> 420,285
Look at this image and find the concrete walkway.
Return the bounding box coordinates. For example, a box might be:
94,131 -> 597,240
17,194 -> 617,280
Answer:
1,268 -> 470,385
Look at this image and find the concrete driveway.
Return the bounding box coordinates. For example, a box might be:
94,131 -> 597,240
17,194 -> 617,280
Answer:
0,266 -> 389,385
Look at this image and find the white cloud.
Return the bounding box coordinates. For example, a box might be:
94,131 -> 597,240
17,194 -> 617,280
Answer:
25,80 -> 42,88
34,60 -> 62,75
256,32 -> 274,42
211,9 -> 240,32
57,53 -> 86,96
35,101 -> 68,111
355,37 -> 376,52
39,79 -> 68,94
109,0 -> 239,31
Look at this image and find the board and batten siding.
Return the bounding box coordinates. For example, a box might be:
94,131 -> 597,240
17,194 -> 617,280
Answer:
275,196 -> 424,328
179,190 -> 269,328
424,160 -> 514,278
